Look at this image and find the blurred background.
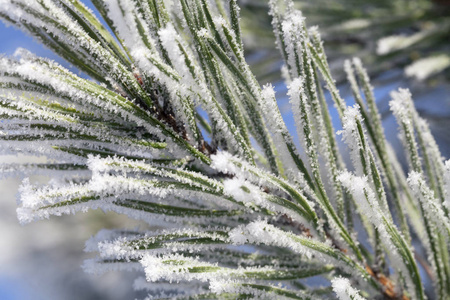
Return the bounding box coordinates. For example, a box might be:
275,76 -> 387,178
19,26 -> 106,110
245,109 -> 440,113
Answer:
0,0 -> 449,299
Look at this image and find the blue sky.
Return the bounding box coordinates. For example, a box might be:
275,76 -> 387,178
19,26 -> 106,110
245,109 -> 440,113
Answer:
0,0 -> 97,69
0,21 -> 47,56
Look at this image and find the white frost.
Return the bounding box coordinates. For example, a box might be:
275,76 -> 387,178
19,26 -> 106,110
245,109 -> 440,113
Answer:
332,277 -> 366,300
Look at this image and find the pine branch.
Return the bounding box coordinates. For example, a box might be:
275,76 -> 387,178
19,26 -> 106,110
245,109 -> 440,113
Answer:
0,0 -> 449,299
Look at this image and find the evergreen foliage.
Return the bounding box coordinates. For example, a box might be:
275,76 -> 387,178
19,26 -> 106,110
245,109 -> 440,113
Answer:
0,0 -> 449,299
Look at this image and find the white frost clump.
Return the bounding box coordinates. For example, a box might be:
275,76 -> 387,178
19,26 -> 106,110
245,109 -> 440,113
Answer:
389,88 -> 413,120
377,31 -> 428,55
280,10 -> 304,76
211,151 -> 241,175
337,105 -> 365,176
332,277 -> 366,300
223,177 -> 262,206
337,19 -> 370,31
405,55 -> 450,81
376,35 -> 403,55
140,253 -> 214,283
229,220 -> 321,260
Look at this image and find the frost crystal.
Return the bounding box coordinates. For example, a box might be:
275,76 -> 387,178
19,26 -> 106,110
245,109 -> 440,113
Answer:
332,277 -> 366,300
